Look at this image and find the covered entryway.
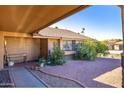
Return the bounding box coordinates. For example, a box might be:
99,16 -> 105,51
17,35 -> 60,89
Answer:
4,36 -> 41,65
0,5 -> 89,69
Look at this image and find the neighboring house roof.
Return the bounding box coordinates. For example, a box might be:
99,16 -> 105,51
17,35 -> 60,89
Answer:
109,50 -> 123,54
114,41 -> 123,45
108,41 -> 116,45
33,27 -> 93,40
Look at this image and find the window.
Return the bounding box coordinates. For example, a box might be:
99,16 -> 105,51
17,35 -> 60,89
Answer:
53,41 -> 58,47
63,40 -> 76,51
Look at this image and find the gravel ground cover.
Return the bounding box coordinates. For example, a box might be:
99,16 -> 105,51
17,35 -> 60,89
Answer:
41,58 -> 122,88
29,69 -> 84,88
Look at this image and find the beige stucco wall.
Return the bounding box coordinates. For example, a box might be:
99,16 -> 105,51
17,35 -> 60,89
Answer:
59,39 -> 63,49
5,37 -> 40,63
48,39 -> 60,54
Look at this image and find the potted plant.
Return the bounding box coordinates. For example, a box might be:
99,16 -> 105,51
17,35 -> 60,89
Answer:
38,57 -> 46,67
8,61 -> 14,66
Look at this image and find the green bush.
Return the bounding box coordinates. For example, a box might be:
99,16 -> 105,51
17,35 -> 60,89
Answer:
49,46 -> 65,65
46,55 -> 52,65
75,40 -> 97,60
74,40 -> 109,60
95,41 -> 109,56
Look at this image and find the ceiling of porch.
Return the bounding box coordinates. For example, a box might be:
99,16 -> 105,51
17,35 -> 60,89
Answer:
0,5 -> 89,33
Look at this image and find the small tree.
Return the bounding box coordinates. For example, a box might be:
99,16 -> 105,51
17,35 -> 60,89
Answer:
81,28 -> 85,34
50,46 -> 65,65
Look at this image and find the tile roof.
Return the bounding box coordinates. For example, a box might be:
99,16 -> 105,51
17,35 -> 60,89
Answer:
115,41 -> 123,45
33,27 -> 92,40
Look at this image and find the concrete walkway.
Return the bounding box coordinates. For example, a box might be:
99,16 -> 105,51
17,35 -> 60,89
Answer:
10,67 -> 46,88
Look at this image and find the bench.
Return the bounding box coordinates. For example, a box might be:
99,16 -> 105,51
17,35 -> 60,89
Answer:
6,53 -> 27,63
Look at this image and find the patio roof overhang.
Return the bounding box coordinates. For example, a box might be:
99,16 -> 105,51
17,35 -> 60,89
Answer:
0,5 -> 90,33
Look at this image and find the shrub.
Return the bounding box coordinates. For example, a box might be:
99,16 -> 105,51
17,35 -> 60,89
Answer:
50,46 -> 65,65
74,40 -> 109,60
75,40 -> 97,60
46,55 -> 52,65
95,41 -> 109,56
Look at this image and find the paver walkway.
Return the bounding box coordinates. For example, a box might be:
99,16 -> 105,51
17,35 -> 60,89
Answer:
10,67 -> 46,87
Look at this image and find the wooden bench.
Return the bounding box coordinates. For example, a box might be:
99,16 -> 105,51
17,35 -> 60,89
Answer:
6,53 -> 27,63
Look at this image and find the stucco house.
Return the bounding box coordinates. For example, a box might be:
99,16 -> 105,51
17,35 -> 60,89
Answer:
3,27 -> 92,66
1,5 -> 124,88
106,40 -> 123,50
33,27 -> 92,59
108,41 -> 123,59
114,41 -> 123,50
107,41 -> 115,50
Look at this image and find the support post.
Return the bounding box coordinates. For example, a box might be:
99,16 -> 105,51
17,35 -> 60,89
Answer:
121,5 -> 124,88
0,32 -> 4,70
59,38 -> 63,50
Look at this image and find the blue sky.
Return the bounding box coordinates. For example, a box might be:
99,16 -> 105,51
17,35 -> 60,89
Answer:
50,5 -> 122,40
